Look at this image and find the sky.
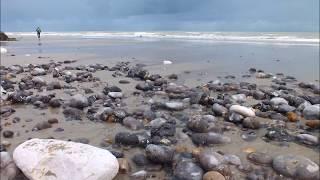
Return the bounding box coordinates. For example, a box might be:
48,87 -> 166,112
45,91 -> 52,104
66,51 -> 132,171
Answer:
1,0 -> 319,32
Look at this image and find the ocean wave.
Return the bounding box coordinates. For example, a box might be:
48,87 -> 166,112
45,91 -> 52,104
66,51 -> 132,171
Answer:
6,31 -> 319,45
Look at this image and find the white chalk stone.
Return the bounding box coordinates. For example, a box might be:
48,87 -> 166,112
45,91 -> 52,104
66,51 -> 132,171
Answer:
230,105 -> 255,117
13,138 -> 119,180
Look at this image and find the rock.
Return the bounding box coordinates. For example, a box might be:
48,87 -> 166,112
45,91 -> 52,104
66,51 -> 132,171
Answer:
34,121 -> 52,130
49,98 -> 62,108
276,104 -> 295,113
256,72 -> 272,78
103,86 -> 122,94
224,154 -> 241,166
63,108 -> 83,120
2,130 -> 14,138
174,160 -> 203,180
191,133 -> 231,146
228,112 -> 244,123
69,94 -> 88,109
241,131 -> 257,141
32,77 -> 46,87
118,158 -> 131,174
132,154 -> 149,166
108,92 -> 123,98
247,152 -> 273,165
287,112 -> 298,122
13,138 -> 119,180
8,91 -> 30,104
145,144 -> 174,164
48,118 -> 59,124
272,155 -> 319,179
0,32 -> 15,41
303,104 -> 320,120
135,82 -> 153,91
115,132 -> 139,146
187,115 -> 209,133
168,74 -> 178,80
1,152 -> 18,180
242,117 -> 261,129
199,150 -> 224,170
229,105 -> 255,117
270,97 -> 288,106
202,171 -> 225,180
47,81 -> 62,90
212,103 -> 228,116
123,117 -> 143,130
148,118 -> 166,128
231,94 -> 246,103
252,90 -> 265,100
305,120 -> 320,129
151,122 -> 176,137
119,80 -> 130,84
31,68 -> 46,76
130,170 -> 147,180
165,102 -> 185,111
296,134 -> 319,145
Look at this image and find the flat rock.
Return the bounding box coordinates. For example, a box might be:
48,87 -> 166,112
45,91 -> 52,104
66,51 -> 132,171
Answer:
13,138 -> 119,180
303,104 -> 320,120
165,102 -> 185,111
229,105 -> 255,117
272,155 -> 319,179
199,150 -> 224,170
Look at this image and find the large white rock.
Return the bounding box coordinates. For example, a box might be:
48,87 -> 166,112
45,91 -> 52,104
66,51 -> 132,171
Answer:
229,105 -> 255,117
13,138 -> 119,180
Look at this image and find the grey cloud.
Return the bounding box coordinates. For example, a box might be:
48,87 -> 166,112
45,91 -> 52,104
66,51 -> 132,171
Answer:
1,0 -> 319,32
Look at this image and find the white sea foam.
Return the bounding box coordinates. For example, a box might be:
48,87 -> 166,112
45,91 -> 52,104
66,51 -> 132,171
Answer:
6,31 -> 319,46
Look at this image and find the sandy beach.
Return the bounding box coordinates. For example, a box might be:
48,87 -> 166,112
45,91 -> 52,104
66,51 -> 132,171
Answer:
1,34 -> 320,179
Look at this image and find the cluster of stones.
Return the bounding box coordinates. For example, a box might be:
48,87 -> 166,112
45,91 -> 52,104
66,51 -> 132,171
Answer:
1,60 -> 319,180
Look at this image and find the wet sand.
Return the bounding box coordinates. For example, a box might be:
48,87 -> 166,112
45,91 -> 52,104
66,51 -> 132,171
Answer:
1,36 -> 319,180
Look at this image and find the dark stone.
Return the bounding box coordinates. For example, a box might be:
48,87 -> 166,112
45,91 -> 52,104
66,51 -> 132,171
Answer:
48,118 -> 59,124
136,82 -> 153,91
63,108 -> 83,120
132,154 -> 149,166
49,98 -> 62,108
115,132 -> 139,146
73,138 -> 90,144
103,86 -> 122,94
109,150 -> 124,158
168,74 -> 178,80
151,122 -> 176,137
34,121 -> 52,130
119,80 -> 130,84
145,144 -> 174,164
3,130 -> 14,138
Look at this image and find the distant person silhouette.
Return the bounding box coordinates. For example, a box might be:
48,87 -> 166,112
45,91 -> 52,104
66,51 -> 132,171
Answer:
36,27 -> 42,40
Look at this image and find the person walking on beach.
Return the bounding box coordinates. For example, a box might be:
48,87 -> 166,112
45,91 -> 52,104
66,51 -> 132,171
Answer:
36,27 -> 42,40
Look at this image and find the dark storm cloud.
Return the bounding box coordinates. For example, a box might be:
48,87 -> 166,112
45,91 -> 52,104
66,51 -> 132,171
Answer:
1,0 -> 319,32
